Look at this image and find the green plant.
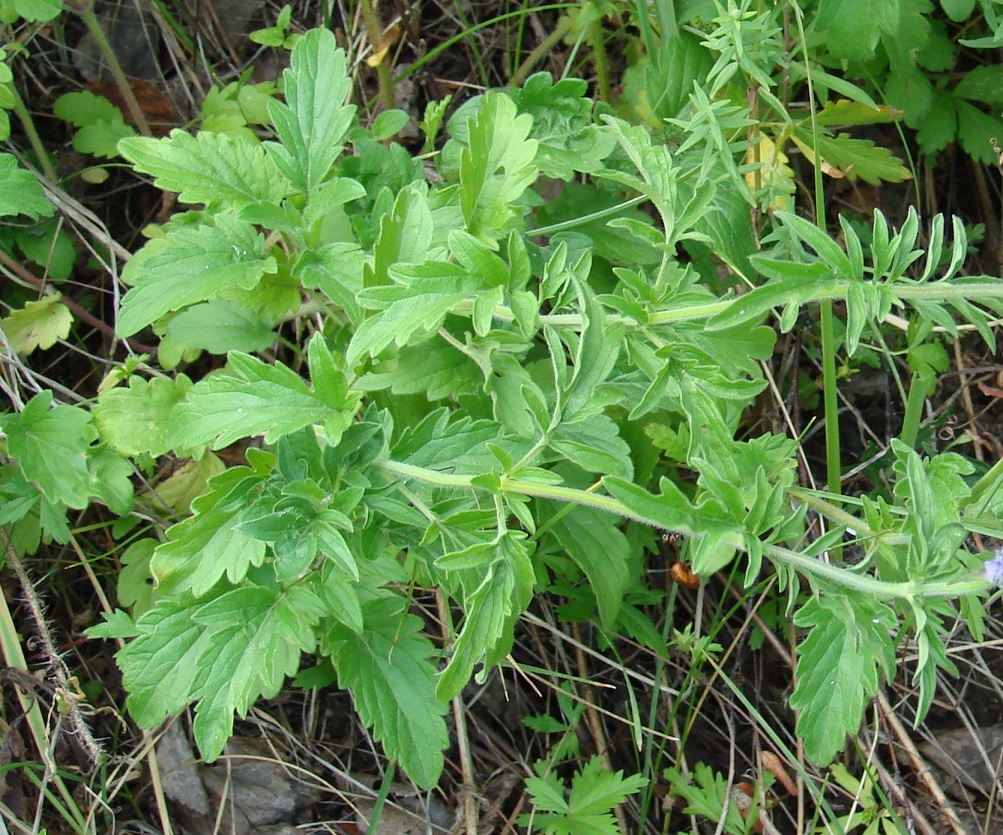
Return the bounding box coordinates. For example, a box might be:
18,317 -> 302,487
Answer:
1,6 -> 1002,818
520,755 -> 648,834
6,21 -> 983,783
664,762 -> 770,835
820,762 -> 906,835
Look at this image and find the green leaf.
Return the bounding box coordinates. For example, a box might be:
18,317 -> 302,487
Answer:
790,594 -> 896,765
644,31 -> 714,122
940,0 -> 974,22
14,217 -> 77,279
347,265 -> 479,365
954,65 -> 1003,106
664,763 -> 749,832
168,351 -> 355,450
115,585 -> 321,762
2,0 -> 61,22
326,595 -> 449,789
1,391 -> 96,509
151,463 -> 270,595
437,533 -> 534,700
117,216 -> 277,337
603,476 -> 737,541
459,92 -> 539,245
368,183 -> 436,288
94,374 -> 193,457
915,94 -> 957,158
357,336 -> 481,399
0,153 -> 53,218
545,504 -> 629,628
119,130 -> 287,209
804,130 -> 912,184
551,413 -> 634,480
956,100 -> 1003,165
524,756 -> 647,834
53,91 -> 137,158
508,73 -> 615,179
265,30 -> 355,193
814,100 -> 900,127
815,0 -> 899,61
0,294 -> 71,354
166,299 -> 276,354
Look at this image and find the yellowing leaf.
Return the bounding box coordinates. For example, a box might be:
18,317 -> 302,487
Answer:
815,99 -> 903,127
745,134 -> 795,212
1,294 -> 72,354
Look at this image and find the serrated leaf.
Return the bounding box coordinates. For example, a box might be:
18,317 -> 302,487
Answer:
794,130 -> 911,185
115,585 -> 321,762
550,413 -> 634,481
54,91 -> 138,158
168,352 -> 354,450
790,595 -> 896,765
603,476 -> 737,542
1,390 -> 96,509
956,100 -> 1003,165
644,31 -> 713,122
525,756 -> 647,834
814,99 -> 901,127
264,30 -> 355,193
347,266 -> 478,365
0,153 -> 53,219
664,763 -> 748,832
1,294 -> 71,354
151,465 -> 269,595
326,595 -> 449,789
119,130 -> 287,209
139,453 -> 226,514
438,533 -> 534,700
815,0 -> 899,61
357,336 -> 481,399
568,757 -> 648,817
459,92 -> 539,245
86,446 -> 135,515
955,65 -> 1003,106
165,299 -> 276,354
508,73 -> 615,179
94,374 -> 193,457
117,216 -> 276,337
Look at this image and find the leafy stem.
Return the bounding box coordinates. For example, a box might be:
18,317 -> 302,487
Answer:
375,459 -> 988,602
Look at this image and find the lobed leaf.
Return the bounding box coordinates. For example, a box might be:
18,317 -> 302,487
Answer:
1,391 -> 96,509
0,153 -> 53,219
790,594 -> 896,765
119,130 -> 287,208
117,216 -> 276,337
113,585 -> 321,762
265,30 -> 355,193
167,351 -> 355,450
326,595 -> 449,789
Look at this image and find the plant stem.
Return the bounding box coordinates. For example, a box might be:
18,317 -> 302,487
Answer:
819,300 -> 841,497
587,16 -> 611,102
513,14 -> 575,84
358,0 -> 396,111
375,458 -> 989,602
8,85 -> 59,182
0,532 -> 89,832
71,2 -> 152,137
